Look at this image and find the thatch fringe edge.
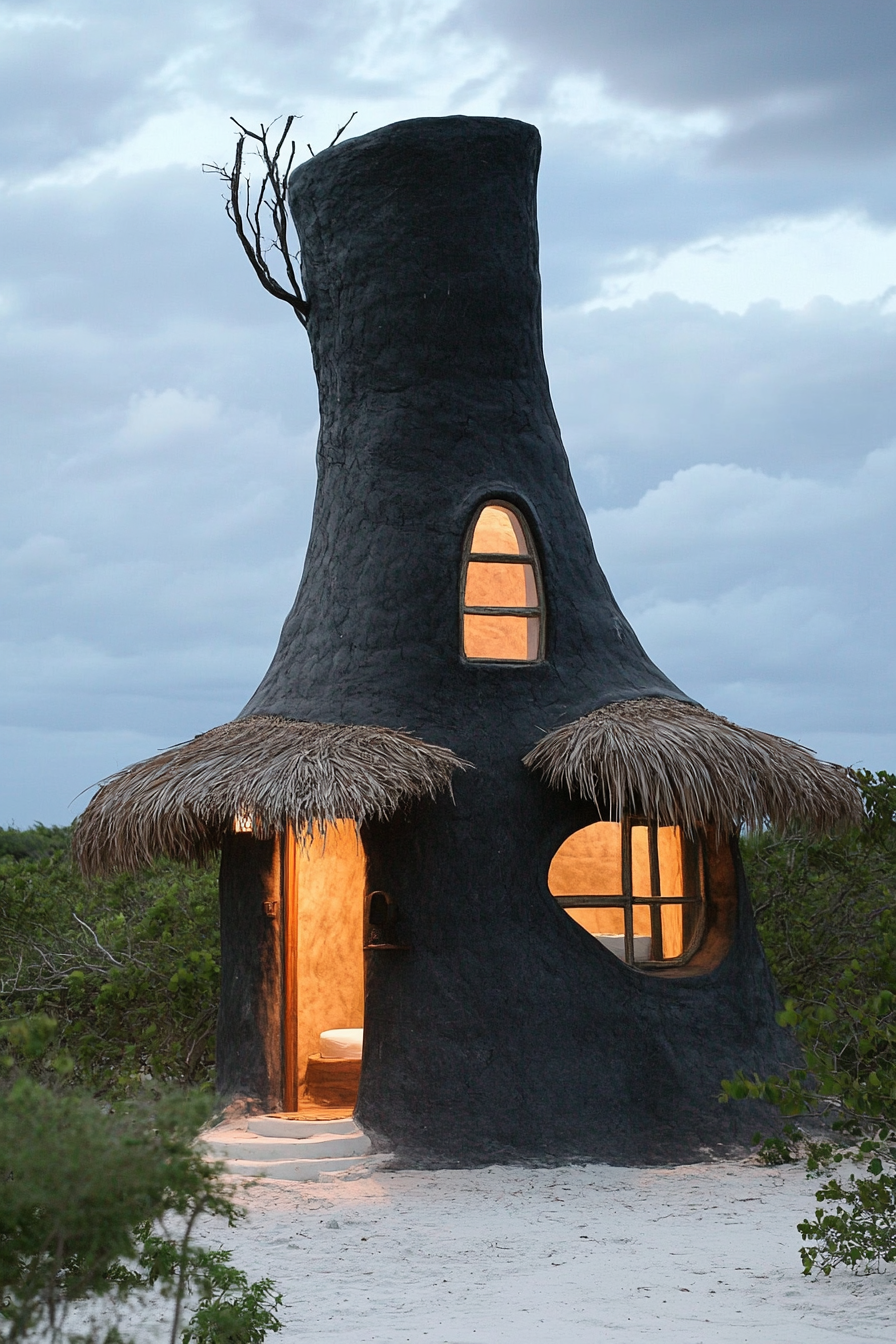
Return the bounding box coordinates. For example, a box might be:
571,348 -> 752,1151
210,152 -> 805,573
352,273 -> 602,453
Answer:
73,716 -> 471,877
522,696 -> 863,835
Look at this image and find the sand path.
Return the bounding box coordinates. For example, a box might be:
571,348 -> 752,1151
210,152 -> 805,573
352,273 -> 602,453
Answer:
175,1159 -> 895,1343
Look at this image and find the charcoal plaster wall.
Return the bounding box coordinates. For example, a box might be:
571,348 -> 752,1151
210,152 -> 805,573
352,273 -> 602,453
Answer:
217,116 -> 796,1164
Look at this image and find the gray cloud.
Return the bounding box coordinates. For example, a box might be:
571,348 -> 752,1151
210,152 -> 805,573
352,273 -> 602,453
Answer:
544,296 -> 896,503
1,0 -> 894,823
465,0 -> 896,162
590,445 -> 896,755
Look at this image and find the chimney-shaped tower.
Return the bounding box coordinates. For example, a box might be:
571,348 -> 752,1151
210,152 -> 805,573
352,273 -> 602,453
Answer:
75,116 -> 860,1166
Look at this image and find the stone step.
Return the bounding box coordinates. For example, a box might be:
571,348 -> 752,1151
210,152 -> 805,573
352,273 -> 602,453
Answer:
224,1154 -> 376,1182
204,1127 -> 370,1162
248,1115 -> 359,1138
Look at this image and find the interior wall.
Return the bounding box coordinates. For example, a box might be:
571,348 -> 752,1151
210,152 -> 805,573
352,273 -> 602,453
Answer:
290,821 -> 366,1088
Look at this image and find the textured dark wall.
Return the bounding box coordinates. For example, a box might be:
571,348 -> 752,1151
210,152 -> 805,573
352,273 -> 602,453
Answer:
224,116 -> 796,1162
243,116 -> 685,734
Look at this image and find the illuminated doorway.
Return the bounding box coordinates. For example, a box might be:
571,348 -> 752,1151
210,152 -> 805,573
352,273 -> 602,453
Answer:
281,821 -> 366,1111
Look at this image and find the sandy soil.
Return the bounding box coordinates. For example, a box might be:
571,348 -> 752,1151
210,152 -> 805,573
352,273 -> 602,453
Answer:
168,1158 -> 894,1344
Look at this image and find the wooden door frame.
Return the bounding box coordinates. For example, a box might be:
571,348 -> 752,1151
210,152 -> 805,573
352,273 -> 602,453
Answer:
280,828 -> 299,1112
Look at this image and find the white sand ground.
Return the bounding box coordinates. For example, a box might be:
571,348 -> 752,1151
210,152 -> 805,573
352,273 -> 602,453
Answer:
174,1158 -> 893,1344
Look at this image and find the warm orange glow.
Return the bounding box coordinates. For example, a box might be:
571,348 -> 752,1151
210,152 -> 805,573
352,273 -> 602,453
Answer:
470,504 -> 527,554
548,821 -> 622,896
548,820 -> 694,964
464,560 -> 537,607
463,502 -> 542,661
463,614 -> 540,660
661,901 -> 684,960
233,812 -> 254,833
289,821 -> 366,1089
566,907 -> 653,938
638,824 -> 684,958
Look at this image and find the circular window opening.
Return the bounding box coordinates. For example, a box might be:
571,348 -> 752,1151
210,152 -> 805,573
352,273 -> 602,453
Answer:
548,818 -> 706,969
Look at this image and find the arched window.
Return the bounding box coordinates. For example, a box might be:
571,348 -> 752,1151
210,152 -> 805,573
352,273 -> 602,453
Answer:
461,502 -> 544,661
548,819 -> 706,968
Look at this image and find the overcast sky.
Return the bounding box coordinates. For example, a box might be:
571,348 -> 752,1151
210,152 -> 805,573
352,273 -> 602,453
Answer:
2,0 -> 895,825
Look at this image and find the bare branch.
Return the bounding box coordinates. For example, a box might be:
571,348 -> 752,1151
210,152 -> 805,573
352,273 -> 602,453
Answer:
203,116 -> 309,326
328,110 -> 357,148
72,911 -> 124,967
204,112 -> 359,327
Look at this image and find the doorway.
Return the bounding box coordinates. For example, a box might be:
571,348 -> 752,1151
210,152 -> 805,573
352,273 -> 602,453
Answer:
280,821 -> 366,1113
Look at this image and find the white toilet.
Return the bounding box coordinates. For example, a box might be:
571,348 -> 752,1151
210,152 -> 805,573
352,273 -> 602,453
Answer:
319,1028 -> 364,1059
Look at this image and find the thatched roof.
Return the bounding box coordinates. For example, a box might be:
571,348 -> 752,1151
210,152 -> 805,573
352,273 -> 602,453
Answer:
522,697 -> 863,835
73,716 -> 469,877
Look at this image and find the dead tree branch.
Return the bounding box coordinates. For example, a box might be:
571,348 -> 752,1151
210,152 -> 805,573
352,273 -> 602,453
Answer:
204,116 -> 307,324
203,113 -> 357,327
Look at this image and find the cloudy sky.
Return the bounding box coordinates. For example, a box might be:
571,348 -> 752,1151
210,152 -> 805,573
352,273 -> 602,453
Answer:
3,0 -> 895,825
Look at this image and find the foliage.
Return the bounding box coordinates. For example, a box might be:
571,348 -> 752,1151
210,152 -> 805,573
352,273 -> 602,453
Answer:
741,769 -> 896,1003
795,1161 -> 896,1274
0,829 -> 219,1094
726,770 -> 896,1276
168,1250 -> 282,1344
0,1018 -> 281,1344
0,826 -> 71,863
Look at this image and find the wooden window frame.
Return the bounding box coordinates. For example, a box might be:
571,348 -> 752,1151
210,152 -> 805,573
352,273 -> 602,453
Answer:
460,500 -> 546,663
554,817 -> 707,969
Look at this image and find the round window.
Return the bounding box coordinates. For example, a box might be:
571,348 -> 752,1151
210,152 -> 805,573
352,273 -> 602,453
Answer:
548,818 -> 706,968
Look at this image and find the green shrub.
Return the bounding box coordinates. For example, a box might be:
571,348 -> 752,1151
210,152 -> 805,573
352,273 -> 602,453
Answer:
0,826 -> 72,863
727,770 -> 896,1276
0,832 -> 219,1094
0,1018 -> 281,1344
741,770 -> 896,1004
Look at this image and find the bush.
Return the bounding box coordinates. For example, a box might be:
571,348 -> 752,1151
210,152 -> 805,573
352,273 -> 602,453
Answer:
0,1018 -> 281,1344
0,831 -> 219,1094
741,770 -> 896,1003
0,826 -> 72,863
726,770 -> 896,1276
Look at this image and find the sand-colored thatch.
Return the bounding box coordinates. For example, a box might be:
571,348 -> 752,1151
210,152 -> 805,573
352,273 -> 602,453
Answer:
73,716 -> 469,877
522,696 -> 862,835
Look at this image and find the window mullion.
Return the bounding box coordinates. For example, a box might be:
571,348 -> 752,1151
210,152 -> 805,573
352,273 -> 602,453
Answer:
463,605 -> 541,616
648,820 -> 664,960
622,817 -> 634,964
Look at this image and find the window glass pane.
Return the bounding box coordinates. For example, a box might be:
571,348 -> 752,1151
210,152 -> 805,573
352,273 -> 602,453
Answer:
470,505 -> 528,555
548,820 -> 703,967
661,904 -> 684,959
630,824 -> 652,897
548,822 -> 622,895
464,614 -> 539,661
568,908 -> 623,936
464,561 -> 537,608
657,826 -> 684,896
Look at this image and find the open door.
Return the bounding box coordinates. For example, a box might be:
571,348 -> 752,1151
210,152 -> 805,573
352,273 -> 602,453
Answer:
281,822 -> 366,1113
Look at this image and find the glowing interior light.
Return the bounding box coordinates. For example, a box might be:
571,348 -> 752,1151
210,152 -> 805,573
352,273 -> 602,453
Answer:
470,504 -> 528,555
464,560 -> 537,607
462,503 -> 543,661
233,811 -> 254,833
547,821 -> 700,966
284,821 -> 366,1103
